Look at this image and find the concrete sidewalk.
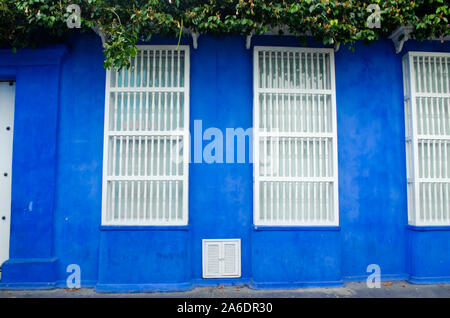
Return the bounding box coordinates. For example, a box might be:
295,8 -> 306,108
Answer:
0,281 -> 449,298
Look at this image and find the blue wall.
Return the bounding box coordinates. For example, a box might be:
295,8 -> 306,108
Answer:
336,39 -> 408,281
52,34 -> 105,287
0,47 -> 66,288
0,33 -> 449,290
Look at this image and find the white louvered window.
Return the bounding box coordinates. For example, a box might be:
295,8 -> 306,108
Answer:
253,47 -> 339,226
403,52 -> 450,226
202,239 -> 241,278
102,45 -> 190,225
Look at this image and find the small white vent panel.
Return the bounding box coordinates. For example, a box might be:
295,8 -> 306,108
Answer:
202,239 -> 241,278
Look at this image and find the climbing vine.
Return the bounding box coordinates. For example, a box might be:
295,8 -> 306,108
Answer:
0,0 -> 448,69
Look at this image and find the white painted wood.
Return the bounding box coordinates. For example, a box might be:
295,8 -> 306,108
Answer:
102,46 -> 190,225
202,239 -> 241,278
0,82 -> 15,268
403,52 -> 450,225
253,47 -> 339,226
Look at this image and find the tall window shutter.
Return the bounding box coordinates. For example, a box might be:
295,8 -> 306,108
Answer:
102,46 -> 190,225
253,47 -> 339,226
403,52 -> 450,226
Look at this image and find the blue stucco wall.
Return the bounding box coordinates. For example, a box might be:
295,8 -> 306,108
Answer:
0,33 -> 449,290
407,227 -> 450,284
97,229 -> 191,291
251,228 -> 342,288
189,36 -> 253,286
52,34 -> 105,287
336,39 -> 408,281
0,47 -> 65,288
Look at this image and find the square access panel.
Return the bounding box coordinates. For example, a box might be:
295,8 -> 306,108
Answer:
202,239 -> 241,278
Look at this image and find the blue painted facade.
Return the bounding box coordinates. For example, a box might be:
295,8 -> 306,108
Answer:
0,33 -> 449,291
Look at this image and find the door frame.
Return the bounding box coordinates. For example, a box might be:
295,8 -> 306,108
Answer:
0,80 -> 16,270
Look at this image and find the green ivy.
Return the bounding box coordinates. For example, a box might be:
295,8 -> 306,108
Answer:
0,0 -> 448,69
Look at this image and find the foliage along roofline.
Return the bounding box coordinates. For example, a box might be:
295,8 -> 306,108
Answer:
0,0 -> 449,69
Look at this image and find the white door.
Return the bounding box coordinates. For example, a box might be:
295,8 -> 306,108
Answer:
0,82 -> 15,268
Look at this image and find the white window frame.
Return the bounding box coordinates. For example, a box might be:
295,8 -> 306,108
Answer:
403,51 -> 450,226
101,45 -> 190,226
253,46 -> 339,226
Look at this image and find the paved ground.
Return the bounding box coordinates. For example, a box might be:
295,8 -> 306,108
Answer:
0,281 -> 449,298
